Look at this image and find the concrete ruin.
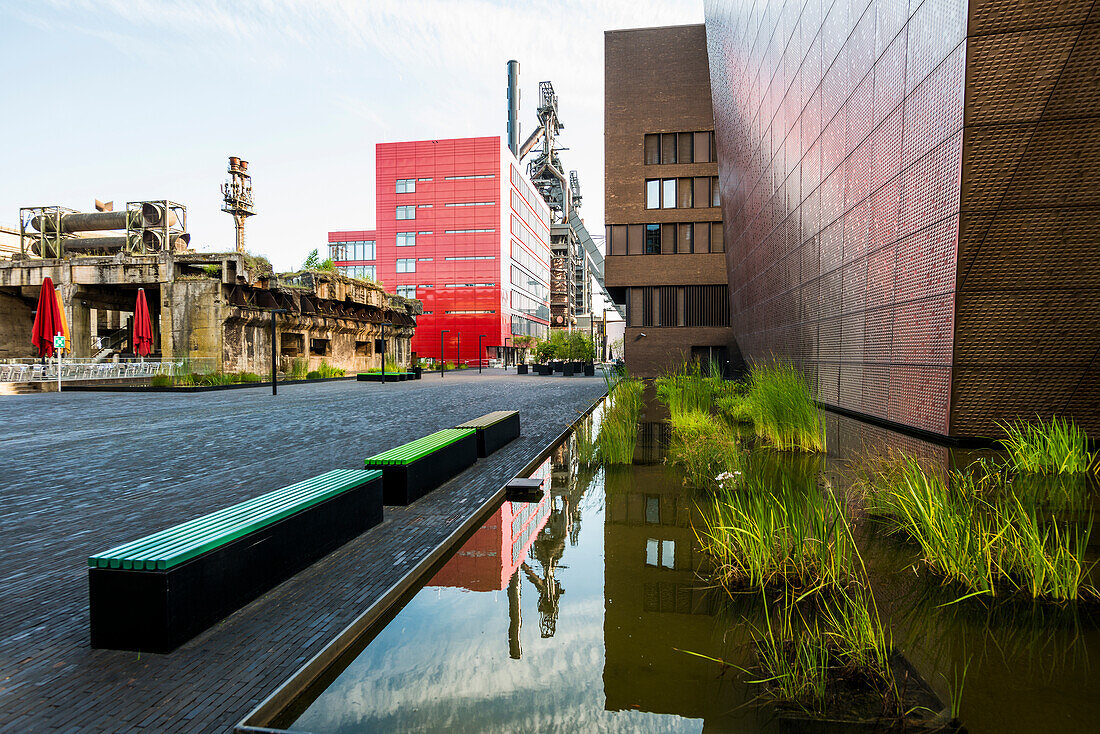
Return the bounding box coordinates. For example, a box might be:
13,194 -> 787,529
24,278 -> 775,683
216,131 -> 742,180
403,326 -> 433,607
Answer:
0,251 -> 420,375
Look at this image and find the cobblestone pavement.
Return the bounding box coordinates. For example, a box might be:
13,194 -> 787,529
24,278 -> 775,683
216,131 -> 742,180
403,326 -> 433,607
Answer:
0,370 -> 607,732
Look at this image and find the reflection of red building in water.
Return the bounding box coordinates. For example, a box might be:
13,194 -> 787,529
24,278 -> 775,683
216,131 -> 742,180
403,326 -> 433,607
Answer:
429,458 -> 552,592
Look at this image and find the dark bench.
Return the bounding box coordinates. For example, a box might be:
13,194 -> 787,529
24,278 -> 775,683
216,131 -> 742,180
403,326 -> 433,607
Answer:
365,428 -> 477,505
456,410 -> 521,458
357,371 -> 418,382
87,469 -> 384,653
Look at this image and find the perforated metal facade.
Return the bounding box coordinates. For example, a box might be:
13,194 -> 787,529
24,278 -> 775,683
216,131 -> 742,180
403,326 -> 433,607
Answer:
705,0 -> 1099,437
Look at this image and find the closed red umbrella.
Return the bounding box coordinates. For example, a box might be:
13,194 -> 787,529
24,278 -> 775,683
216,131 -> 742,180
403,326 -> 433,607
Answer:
31,277 -> 63,358
133,288 -> 153,357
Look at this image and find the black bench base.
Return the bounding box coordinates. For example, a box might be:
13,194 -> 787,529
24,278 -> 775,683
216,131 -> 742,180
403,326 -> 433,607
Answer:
470,412 -> 520,458
88,474 -> 383,653
376,432 -> 477,505
357,372 -> 411,382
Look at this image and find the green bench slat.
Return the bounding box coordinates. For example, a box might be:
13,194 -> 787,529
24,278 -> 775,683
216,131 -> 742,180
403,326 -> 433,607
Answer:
364,428 -> 474,466
91,471 -> 354,571
456,411 -> 518,430
88,469 -> 382,571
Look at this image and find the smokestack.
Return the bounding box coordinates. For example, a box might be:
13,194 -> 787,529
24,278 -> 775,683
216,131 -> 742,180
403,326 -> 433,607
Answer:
507,60 -> 520,157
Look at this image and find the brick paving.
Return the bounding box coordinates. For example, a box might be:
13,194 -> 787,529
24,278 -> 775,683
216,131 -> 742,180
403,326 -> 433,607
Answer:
0,370 -> 607,732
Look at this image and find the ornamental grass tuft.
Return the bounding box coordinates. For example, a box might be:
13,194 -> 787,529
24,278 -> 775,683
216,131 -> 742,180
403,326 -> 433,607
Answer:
744,361 -> 824,452
999,416 -> 1098,475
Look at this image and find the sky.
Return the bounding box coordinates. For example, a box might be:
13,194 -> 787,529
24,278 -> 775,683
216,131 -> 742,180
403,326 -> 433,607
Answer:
0,0 -> 703,271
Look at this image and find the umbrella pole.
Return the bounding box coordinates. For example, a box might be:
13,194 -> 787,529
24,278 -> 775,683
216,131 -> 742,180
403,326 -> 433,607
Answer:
56,335 -> 62,393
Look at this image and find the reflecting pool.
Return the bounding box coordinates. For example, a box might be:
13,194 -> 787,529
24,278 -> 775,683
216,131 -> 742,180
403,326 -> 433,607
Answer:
284,397 -> 1100,733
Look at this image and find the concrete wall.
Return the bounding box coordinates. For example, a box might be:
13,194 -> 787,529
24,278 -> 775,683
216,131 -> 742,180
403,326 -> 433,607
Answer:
0,291 -> 35,358
162,279 -> 223,371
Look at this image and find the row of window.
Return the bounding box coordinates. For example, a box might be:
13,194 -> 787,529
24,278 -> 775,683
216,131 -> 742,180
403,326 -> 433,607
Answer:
511,288 -> 550,321
340,265 -> 376,280
645,177 -> 720,209
396,201 -> 494,220
626,285 -> 730,328
445,174 -> 495,180
445,201 -> 495,207
607,221 -> 724,256
329,240 -> 375,261
511,314 -> 548,339
510,165 -> 543,220
510,264 -> 549,302
510,189 -> 550,244
644,131 -> 716,165
446,310 -> 495,314
510,215 -> 550,263
510,239 -> 550,284
446,255 -> 495,261
446,228 -> 495,234
396,282 -> 497,297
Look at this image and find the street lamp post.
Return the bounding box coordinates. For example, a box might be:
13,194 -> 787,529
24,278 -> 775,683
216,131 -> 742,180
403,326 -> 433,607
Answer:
440,330 -> 447,377
456,332 -> 461,371
478,334 -> 486,374
504,336 -> 511,367
379,321 -> 392,384
270,308 -> 288,396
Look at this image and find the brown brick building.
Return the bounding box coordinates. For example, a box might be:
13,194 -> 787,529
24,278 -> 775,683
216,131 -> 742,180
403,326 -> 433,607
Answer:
604,24 -> 738,377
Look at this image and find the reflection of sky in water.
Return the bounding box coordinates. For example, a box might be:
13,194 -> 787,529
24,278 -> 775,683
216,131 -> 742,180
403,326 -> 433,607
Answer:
292,471 -> 703,733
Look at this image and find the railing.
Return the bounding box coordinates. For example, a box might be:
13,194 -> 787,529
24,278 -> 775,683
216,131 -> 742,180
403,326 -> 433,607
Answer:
0,358 -> 182,383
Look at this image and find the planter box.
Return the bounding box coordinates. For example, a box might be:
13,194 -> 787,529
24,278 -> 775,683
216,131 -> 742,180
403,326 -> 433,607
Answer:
584,362 -> 595,376
562,363 -> 575,377
88,470 -> 383,653
517,364 -> 528,375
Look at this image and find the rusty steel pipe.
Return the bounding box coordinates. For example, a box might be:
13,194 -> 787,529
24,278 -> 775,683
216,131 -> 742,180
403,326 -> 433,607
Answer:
141,230 -> 191,251
31,210 -> 140,233
29,235 -> 134,255
140,202 -> 179,228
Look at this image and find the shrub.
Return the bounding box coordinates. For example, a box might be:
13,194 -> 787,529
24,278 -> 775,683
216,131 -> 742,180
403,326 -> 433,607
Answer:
238,372 -> 262,383
287,357 -> 309,379
999,416 -> 1097,475
150,374 -> 173,387
306,370 -> 322,380
315,360 -> 345,378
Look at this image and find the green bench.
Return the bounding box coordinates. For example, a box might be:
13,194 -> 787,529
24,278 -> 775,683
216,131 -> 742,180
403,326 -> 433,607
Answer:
456,410 -> 521,458
365,428 -> 477,505
88,468 -> 384,653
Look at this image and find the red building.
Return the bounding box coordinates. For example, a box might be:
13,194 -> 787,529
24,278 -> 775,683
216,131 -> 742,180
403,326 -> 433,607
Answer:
329,136 -> 551,366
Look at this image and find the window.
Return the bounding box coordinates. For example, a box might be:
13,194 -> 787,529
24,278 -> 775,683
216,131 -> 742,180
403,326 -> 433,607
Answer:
445,255 -> 495,261
417,257 -> 432,262
309,338 -> 330,356
396,285 -> 416,298
396,258 -> 415,273
644,134 -> 660,165
444,174 -> 495,180
417,203 -> 432,208
645,539 -> 675,569
396,232 -> 416,247
626,285 -> 730,326
645,179 -> 659,209
644,131 -> 716,164
446,228 -> 495,234
712,177 -> 721,207
340,264 -> 375,280
645,224 -> 661,254
678,178 -> 693,209
445,201 -> 495,207
662,179 -> 676,209
396,206 -> 415,220
396,179 -> 415,193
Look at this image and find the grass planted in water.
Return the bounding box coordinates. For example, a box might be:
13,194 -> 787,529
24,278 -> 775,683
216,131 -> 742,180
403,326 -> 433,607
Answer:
697,464 -> 855,589
745,361 -> 824,452
867,457 -> 1096,602
655,361 -> 735,420
999,416 -> 1098,475
748,585 -> 896,714
597,377 -> 644,465
667,410 -> 743,490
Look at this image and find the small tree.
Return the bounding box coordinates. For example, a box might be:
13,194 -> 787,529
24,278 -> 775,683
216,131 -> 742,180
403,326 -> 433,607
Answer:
302,248 -> 322,270
319,257 -> 336,272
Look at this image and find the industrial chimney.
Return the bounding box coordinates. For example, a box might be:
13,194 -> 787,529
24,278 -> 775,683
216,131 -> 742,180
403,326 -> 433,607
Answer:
507,60 -> 521,157
221,156 -> 255,253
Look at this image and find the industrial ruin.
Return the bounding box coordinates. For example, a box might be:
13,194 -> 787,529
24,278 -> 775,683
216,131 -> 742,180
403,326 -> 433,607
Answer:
1,162 -> 419,375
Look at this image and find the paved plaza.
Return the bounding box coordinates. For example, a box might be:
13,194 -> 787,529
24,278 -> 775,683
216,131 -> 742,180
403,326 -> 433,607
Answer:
0,370 -> 607,732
